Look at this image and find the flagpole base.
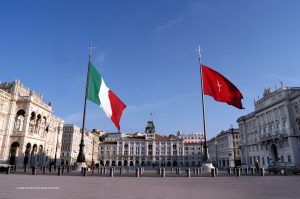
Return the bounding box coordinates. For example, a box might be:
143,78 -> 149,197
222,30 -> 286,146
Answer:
201,162 -> 215,173
74,162 -> 87,172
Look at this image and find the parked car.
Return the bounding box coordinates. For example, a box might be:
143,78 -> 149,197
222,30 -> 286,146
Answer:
268,162 -> 300,174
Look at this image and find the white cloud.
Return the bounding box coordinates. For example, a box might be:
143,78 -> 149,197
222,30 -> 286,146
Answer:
125,94 -> 197,113
154,16 -> 183,34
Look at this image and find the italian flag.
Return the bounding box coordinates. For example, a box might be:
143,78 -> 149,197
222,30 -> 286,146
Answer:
87,63 -> 126,130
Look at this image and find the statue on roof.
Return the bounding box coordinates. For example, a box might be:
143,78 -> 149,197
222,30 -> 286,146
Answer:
263,87 -> 272,97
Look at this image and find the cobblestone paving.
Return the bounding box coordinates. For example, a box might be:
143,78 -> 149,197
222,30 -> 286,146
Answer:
1,171 -> 300,199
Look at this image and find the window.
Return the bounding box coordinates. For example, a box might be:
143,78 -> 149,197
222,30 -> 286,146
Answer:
295,104 -> 299,113
173,144 -> 177,149
288,155 -> 291,163
262,157 -> 265,166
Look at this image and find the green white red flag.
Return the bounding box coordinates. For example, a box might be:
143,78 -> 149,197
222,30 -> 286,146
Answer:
87,63 -> 126,130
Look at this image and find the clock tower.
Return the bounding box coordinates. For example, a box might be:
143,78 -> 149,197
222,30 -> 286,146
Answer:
145,120 -> 155,140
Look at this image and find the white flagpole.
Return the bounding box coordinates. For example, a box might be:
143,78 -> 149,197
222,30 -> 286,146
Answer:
198,46 -> 210,163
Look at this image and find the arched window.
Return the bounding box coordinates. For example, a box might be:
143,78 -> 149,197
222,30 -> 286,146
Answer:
29,112 -> 36,132
14,110 -> 25,131
173,144 -> 177,149
35,114 -> 42,134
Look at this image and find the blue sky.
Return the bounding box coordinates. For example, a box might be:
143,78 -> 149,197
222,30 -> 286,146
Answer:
1,0 -> 300,138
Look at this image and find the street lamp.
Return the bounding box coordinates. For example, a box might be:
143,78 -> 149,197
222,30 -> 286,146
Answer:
91,140 -> 95,170
54,126 -> 62,169
215,141 -> 218,168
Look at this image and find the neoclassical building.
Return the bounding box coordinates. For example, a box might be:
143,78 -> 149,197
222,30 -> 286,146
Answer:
177,132 -> 204,143
61,125 -> 101,166
0,80 -> 64,168
237,86 -> 300,168
99,121 -> 203,167
208,128 -> 241,168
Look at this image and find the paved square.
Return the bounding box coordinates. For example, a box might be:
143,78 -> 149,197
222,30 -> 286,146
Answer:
1,174 -> 300,199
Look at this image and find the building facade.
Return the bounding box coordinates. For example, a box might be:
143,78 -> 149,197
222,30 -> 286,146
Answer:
0,80 -> 64,168
61,124 -> 95,166
99,121 -> 203,167
237,86 -> 300,168
184,142 -> 203,167
208,128 -> 240,168
177,132 -> 204,143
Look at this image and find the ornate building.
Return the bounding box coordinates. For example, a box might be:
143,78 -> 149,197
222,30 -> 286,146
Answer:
61,124 -> 95,166
237,86 -> 300,168
99,121 -> 203,167
208,128 -> 240,168
177,132 -> 204,143
0,80 -> 64,168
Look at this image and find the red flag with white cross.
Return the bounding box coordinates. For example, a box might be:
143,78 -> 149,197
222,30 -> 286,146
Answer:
201,64 -> 244,109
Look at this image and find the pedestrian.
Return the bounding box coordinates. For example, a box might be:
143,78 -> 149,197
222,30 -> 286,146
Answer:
255,160 -> 260,173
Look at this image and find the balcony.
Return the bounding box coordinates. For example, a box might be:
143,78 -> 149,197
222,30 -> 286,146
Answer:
259,130 -> 288,142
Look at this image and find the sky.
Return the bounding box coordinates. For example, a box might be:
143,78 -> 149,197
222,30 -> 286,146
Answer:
1,0 -> 300,139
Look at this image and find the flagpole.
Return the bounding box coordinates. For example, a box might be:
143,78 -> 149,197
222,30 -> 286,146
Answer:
198,46 -> 210,163
76,43 -> 94,164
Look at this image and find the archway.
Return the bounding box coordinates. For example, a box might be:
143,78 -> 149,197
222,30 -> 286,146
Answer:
29,112 -> 36,133
172,160 -> 178,167
105,160 -> 109,166
185,161 -> 190,167
36,114 -> 42,134
118,161 -> 122,166
24,143 -> 31,167
167,161 -> 171,167
9,142 -> 19,165
124,160 -> 128,166
191,161 -> 196,167
14,110 -> 25,131
130,161 -> 134,166
112,161 -> 116,166
271,144 -> 279,162
37,145 -> 43,166
100,160 -> 104,166
30,144 -> 38,167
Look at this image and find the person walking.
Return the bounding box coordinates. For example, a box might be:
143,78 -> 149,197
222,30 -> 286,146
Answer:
255,160 -> 260,173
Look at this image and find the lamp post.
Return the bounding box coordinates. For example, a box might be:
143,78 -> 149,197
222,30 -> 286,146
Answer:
215,141 -> 218,168
91,140 -> 95,169
231,128 -> 237,167
54,126 -> 62,169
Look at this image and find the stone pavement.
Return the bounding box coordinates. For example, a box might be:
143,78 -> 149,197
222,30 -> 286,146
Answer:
1,174 -> 300,199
